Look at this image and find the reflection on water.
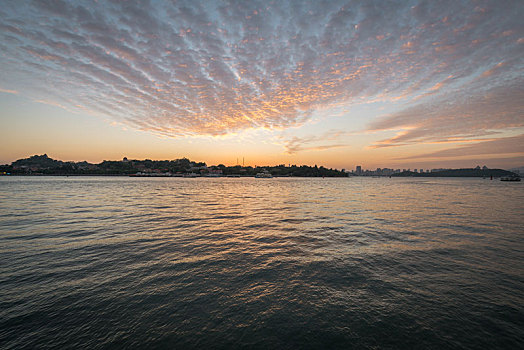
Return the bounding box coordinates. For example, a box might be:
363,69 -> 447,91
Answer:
0,177 -> 523,348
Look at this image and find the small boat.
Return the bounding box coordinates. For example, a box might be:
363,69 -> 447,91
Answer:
500,176 -> 521,181
183,173 -> 200,178
255,170 -> 273,178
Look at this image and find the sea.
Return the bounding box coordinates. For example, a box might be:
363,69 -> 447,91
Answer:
0,176 -> 523,349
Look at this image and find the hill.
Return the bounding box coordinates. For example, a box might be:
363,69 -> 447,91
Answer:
1,155 -> 347,177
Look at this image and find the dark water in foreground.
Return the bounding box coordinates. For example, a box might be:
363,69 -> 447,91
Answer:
0,176 -> 523,349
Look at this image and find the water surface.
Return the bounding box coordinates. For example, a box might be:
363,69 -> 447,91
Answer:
1,177 -> 523,349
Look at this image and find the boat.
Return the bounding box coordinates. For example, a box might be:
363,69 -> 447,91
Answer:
183,173 -> 200,178
500,176 -> 521,181
255,170 -> 273,178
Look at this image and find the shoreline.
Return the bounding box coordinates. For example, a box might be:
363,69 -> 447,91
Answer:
0,174 -> 519,179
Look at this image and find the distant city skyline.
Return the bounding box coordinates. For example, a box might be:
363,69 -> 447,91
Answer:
351,164 -> 500,176
1,0 -> 523,169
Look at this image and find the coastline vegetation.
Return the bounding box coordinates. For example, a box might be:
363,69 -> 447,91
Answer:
0,154 -> 348,177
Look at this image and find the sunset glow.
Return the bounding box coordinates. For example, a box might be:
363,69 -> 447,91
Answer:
1,0 -> 523,169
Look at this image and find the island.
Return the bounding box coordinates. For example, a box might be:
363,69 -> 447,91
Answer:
0,154 -> 348,177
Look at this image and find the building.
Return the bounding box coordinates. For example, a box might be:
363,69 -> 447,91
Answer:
356,165 -> 362,175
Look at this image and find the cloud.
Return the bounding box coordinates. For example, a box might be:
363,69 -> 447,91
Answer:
285,140 -> 347,154
396,134 -> 524,159
368,80 -> 524,147
0,0 -> 522,139
282,130 -> 349,154
0,87 -> 18,94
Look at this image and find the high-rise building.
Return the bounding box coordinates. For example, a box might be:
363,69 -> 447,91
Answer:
356,165 -> 362,175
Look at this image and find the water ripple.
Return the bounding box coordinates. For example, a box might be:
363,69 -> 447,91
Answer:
0,177 -> 523,349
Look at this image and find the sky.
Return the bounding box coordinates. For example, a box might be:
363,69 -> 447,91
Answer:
1,0 -> 523,170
